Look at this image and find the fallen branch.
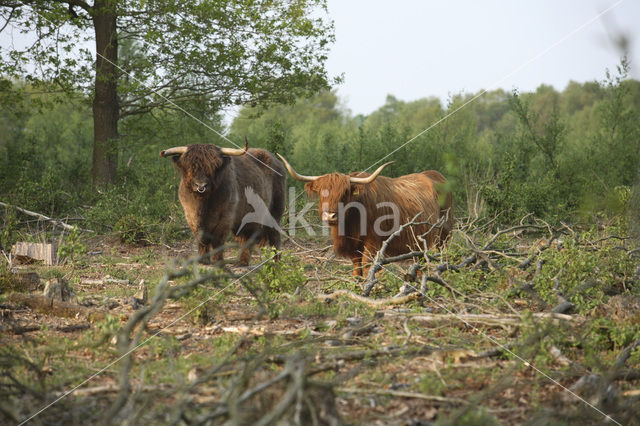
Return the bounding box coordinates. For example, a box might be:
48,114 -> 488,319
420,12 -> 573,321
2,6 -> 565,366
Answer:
518,232 -> 561,269
611,337 -> 640,373
549,345 -> 572,367
1,249 -> 11,266
381,311 -> 580,328
7,324 -> 90,335
0,201 -> 92,233
102,247 -> 266,423
268,345 -> 435,366
335,387 -> 466,405
552,300 -> 575,314
363,213 -> 423,295
612,370 -> 640,381
206,324 -> 303,337
7,293 -> 112,321
473,346 -> 511,359
56,384 -> 172,398
420,272 -> 465,300
81,277 -> 130,286
482,223 -> 548,251
318,289 -> 420,307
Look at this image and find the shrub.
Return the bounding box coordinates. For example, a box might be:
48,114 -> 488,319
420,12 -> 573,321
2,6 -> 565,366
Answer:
114,214 -> 148,245
256,247 -> 306,296
57,226 -> 87,263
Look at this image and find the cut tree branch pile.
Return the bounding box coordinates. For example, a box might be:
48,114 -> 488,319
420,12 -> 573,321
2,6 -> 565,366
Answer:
362,217 -> 570,302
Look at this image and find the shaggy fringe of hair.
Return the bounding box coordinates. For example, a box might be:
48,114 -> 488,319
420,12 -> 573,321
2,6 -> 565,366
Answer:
179,144 -> 224,183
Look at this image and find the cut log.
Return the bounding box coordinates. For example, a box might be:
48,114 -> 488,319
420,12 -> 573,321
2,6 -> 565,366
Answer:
11,242 -> 58,266
13,271 -> 41,291
7,293 -> 122,322
8,324 -> 91,335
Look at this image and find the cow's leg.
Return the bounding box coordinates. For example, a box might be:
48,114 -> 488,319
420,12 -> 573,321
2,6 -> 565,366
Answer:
197,232 -> 213,264
350,241 -> 367,277
234,225 -> 263,266
208,234 -> 226,263
210,246 -> 224,263
198,243 -> 210,264
360,246 -> 376,278
238,227 -> 265,266
235,235 -> 252,266
351,255 -> 363,277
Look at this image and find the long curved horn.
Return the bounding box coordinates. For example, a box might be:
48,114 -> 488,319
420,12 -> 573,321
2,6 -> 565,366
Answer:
160,146 -> 188,157
276,154 -> 319,182
219,136 -> 248,156
349,161 -> 394,184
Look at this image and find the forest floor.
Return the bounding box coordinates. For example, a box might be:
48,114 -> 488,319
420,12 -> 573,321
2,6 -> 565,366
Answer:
1,222 -> 640,425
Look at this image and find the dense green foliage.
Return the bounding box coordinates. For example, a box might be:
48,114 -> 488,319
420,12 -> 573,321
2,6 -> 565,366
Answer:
0,0 -> 336,111
1,59 -> 639,247
0,85 -> 201,247
0,0 -> 336,185
231,59 -> 639,226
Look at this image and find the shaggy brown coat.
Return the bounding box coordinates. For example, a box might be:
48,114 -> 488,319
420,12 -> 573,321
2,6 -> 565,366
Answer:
305,170 -> 453,276
170,144 -> 285,264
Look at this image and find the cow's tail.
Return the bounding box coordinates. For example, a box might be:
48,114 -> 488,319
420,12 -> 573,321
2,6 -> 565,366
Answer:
266,155 -> 287,250
439,191 -> 454,244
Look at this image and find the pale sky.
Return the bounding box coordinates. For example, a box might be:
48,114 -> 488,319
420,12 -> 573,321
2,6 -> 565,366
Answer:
325,0 -> 640,116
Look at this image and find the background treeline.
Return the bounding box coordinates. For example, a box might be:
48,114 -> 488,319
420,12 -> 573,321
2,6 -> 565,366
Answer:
230,59 -> 640,225
1,59 -> 639,246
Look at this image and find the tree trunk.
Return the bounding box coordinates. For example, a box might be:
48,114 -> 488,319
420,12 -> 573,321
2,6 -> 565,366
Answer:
92,0 -> 119,187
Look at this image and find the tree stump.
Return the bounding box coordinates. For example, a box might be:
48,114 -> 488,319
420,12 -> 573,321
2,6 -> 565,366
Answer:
11,270 -> 41,291
43,278 -> 75,302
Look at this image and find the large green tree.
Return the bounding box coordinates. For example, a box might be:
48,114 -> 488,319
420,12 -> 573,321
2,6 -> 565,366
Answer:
0,0 -> 335,186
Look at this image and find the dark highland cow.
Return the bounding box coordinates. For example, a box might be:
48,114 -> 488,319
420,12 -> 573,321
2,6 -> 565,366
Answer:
278,155 -> 453,276
161,143 -> 285,265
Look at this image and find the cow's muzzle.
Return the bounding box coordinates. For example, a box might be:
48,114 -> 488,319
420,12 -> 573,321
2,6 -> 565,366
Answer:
321,211 -> 337,224
194,183 -> 209,194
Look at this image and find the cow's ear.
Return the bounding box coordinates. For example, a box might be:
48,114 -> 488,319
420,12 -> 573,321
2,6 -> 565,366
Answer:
171,155 -> 183,172
304,182 -> 318,197
350,183 -> 364,196
220,155 -> 232,169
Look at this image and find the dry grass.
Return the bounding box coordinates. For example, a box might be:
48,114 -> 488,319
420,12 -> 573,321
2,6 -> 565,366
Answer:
1,219 -> 639,425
